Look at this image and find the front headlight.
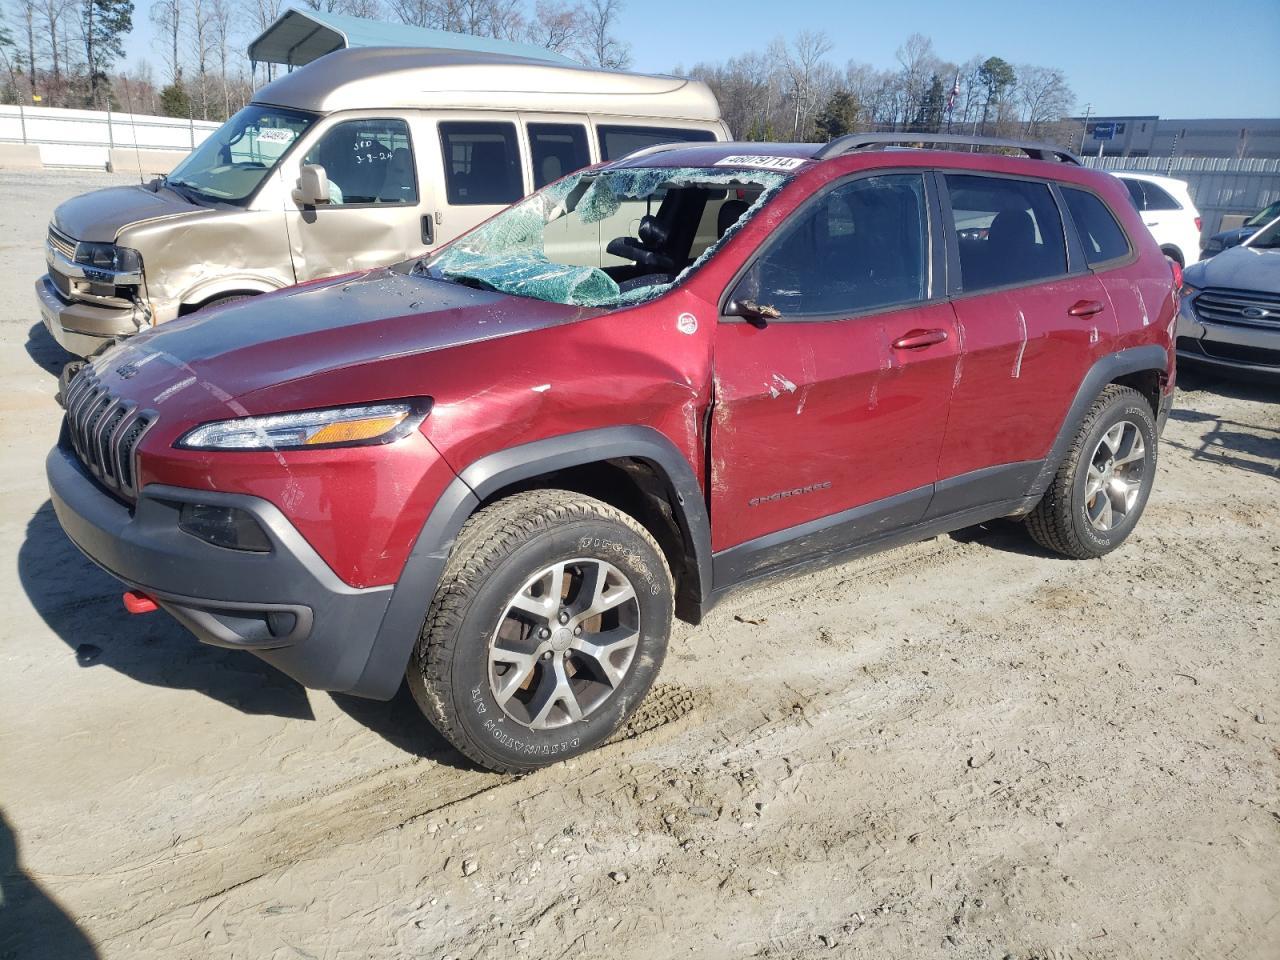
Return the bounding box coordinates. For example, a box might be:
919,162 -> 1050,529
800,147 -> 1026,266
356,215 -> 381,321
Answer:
177,400 -> 430,451
74,241 -> 142,273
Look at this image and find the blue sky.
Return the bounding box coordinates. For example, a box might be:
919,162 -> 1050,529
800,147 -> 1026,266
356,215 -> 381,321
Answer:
124,0 -> 1278,118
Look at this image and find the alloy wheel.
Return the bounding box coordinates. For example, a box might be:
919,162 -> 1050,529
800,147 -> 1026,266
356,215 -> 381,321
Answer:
488,558 -> 640,730
1085,420 -> 1146,531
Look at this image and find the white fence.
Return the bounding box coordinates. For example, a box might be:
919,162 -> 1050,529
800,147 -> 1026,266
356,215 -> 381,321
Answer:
0,104 -> 218,168
1083,156 -> 1280,237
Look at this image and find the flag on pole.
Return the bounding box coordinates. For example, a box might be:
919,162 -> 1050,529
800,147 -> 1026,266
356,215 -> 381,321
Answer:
946,73 -> 960,112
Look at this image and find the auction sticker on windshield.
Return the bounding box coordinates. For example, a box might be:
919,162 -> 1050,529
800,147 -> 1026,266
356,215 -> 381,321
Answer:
714,155 -> 807,170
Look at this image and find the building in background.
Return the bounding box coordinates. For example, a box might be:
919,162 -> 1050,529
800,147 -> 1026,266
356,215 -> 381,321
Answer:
1071,116 -> 1280,160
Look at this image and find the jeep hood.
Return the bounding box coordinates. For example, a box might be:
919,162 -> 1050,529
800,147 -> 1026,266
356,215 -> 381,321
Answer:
1185,243 -> 1280,295
52,183 -> 203,243
94,268 -> 601,407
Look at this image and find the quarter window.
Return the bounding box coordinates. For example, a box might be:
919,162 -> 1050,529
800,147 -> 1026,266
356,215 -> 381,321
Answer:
597,125 -> 716,161
737,174 -> 929,317
304,118 -> 417,205
1062,188 -> 1130,265
529,123 -> 591,188
945,174 -> 1067,292
439,121 -> 524,206
1122,178 -> 1181,212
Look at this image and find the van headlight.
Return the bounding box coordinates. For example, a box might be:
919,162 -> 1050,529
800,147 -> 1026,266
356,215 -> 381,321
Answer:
74,242 -> 142,273
177,400 -> 430,451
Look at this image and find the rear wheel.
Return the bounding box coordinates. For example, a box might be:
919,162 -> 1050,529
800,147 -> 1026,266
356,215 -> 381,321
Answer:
407,490 -> 673,773
1026,385 -> 1157,559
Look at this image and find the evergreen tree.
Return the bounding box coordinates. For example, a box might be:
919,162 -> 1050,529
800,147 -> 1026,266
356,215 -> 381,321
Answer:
82,0 -> 134,107
815,90 -> 861,140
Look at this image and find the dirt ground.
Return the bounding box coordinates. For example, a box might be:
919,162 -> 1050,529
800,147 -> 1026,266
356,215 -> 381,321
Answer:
0,168 -> 1276,960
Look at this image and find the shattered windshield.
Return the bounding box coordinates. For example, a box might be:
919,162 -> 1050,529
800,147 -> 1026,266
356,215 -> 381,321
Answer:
421,165 -> 788,307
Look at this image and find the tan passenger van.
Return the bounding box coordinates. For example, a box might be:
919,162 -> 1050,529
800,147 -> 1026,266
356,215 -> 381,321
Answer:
36,47 -> 727,356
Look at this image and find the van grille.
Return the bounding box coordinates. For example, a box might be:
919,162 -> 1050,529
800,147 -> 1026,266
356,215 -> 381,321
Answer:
1194,289 -> 1280,329
62,367 -> 156,498
48,224 -> 77,260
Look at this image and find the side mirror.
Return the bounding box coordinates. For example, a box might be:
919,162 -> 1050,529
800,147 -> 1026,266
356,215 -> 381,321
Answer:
724,264 -> 779,327
725,298 -> 781,328
292,163 -> 330,206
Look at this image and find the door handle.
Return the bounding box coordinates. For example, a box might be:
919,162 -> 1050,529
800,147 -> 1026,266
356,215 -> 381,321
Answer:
892,328 -> 948,350
1068,299 -> 1106,318
421,214 -> 434,245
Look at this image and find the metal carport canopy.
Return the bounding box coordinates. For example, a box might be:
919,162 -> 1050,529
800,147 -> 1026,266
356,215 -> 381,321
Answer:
248,7 -> 577,68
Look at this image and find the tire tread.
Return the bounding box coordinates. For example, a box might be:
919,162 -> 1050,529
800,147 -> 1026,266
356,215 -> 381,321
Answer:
408,489 -> 670,773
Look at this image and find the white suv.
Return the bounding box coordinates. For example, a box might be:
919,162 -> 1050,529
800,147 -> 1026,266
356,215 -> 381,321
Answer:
1114,172 -> 1202,267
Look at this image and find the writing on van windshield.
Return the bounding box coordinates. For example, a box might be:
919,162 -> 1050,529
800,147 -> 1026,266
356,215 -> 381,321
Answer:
353,139 -> 395,165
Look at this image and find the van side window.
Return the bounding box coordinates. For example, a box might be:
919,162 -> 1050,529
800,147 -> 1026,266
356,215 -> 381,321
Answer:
945,175 -> 1067,292
304,118 -> 417,206
439,121 -> 524,205
528,123 -> 590,188
596,125 -> 716,161
737,174 -> 929,317
1062,188 -> 1131,265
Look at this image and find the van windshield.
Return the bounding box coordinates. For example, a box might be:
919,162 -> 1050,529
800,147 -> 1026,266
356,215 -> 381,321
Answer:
422,165 -> 787,307
166,104 -> 317,205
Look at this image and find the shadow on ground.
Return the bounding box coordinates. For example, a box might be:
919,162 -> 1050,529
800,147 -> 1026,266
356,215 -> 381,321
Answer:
332,681 -> 471,768
1167,372 -> 1279,478
24,321 -> 77,379
947,516 -> 1060,558
20,500 -> 315,720
0,810 -> 98,960
19,500 -> 472,764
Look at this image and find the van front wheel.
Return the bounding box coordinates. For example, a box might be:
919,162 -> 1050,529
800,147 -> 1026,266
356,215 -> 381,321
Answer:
407,490 -> 674,773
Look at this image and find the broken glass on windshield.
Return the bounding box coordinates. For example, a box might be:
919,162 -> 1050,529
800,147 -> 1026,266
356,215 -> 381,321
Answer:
422,165 -> 788,307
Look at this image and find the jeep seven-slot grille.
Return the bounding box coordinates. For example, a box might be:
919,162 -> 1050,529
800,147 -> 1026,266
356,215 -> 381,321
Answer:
62,368 -> 155,498
1194,289 -> 1280,329
47,224 -> 77,260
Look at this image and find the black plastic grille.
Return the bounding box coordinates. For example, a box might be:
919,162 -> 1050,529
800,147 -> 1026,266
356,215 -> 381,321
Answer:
62,367 -> 155,498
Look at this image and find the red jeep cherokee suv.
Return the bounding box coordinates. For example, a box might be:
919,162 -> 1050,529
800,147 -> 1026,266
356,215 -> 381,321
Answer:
47,135 -> 1177,772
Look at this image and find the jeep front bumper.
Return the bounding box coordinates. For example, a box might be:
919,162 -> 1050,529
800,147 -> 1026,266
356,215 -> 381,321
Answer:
46,437 -> 403,696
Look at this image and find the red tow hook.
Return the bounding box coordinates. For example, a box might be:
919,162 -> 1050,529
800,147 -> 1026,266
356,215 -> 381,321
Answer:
123,591 -> 159,614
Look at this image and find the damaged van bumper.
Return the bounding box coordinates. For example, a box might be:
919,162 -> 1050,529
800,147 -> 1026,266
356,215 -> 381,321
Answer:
36,275 -> 143,357
46,437 -> 400,696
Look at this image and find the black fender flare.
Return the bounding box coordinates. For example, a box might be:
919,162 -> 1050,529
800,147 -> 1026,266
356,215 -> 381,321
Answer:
1022,344 -> 1169,505
349,426 -> 711,700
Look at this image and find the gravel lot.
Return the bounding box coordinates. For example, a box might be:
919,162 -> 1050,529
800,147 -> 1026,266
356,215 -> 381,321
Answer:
1,168 -> 1277,960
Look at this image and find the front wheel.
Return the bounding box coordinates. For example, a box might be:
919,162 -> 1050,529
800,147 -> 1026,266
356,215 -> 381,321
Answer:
407,490 -> 673,773
1026,384 -> 1158,559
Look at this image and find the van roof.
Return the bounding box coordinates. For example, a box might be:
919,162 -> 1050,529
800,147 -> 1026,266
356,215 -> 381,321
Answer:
251,47 -> 722,121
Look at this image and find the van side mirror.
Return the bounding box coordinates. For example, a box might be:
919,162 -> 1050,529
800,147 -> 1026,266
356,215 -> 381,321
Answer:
292,164 -> 330,206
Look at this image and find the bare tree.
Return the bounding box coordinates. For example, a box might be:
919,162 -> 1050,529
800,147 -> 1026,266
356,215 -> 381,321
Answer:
210,0 -> 232,116
527,0 -> 579,53
38,0 -> 75,98
150,0 -> 182,86
581,0 -> 627,69
777,31 -> 833,139
1015,63 -> 1074,136
189,0 -> 211,117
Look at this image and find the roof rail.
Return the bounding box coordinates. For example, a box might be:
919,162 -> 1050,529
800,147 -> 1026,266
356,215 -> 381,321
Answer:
815,133 -> 1081,165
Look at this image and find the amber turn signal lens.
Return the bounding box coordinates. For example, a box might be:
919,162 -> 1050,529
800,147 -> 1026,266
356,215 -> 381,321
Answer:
303,412 -> 410,445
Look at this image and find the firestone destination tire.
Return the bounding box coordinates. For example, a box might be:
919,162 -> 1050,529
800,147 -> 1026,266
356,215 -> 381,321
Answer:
407,489 -> 674,773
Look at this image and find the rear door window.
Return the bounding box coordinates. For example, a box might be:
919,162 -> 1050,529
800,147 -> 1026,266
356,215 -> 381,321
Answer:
528,123 -> 591,188
439,121 -> 524,206
1062,188 -> 1130,265
1140,180 -> 1180,210
944,175 -> 1068,292
597,125 -> 716,161
304,118 -> 417,205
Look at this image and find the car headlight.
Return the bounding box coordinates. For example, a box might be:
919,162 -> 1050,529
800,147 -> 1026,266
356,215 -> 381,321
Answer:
74,241 -> 142,273
177,400 -> 430,451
